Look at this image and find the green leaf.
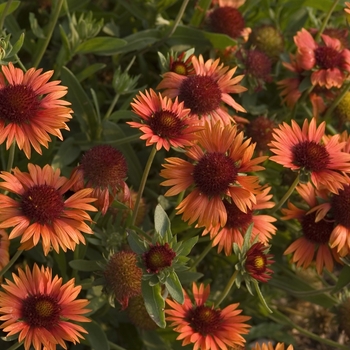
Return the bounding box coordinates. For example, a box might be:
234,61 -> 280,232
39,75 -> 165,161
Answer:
167,25 -> 210,48
7,32 -> 24,58
178,236 -> 198,257
51,137 -> 80,170
302,0 -> 343,11
176,271 -> 203,284
142,280 -> 166,328
29,12 -> 45,39
61,66 -> 99,139
76,63 -> 106,82
202,31 -> 237,49
165,271 -> 184,304
84,320 -> 110,350
69,259 -> 101,272
127,229 -> 147,255
0,1 -> 20,17
75,37 -> 127,55
154,204 -> 171,238
332,265 -> 350,293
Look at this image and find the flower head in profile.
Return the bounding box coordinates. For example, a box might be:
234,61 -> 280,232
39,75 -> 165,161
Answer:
0,63 -> 72,158
251,342 -> 294,350
157,55 -> 247,124
168,50 -> 195,76
294,28 -> 350,88
128,89 -> 202,151
165,283 -> 251,350
161,120 -> 266,228
282,182 -> 338,273
269,118 -> 350,193
0,164 -> 97,255
202,186 -> 276,255
0,264 -> 90,350
70,145 -> 130,215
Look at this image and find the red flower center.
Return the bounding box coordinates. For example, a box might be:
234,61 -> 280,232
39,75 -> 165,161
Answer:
21,294 -> 61,329
224,199 -> 253,229
193,152 -> 238,197
245,244 -> 268,274
301,212 -> 333,244
143,243 -> 176,273
0,84 -> 41,124
332,185 -> 350,229
148,110 -> 186,140
245,50 -> 272,80
179,75 -> 221,116
186,305 -> 221,335
291,141 -> 330,172
171,61 -> 190,76
315,46 -> 342,69
21,185 -> 65,225
81,145 -> 128,188
208,7 -> 245,39
245,116 -> 275,152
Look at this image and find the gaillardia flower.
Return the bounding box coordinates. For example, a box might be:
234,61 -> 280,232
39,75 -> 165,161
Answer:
251,342 -> 294,350
0,229 -> 9,281
269,118 -> 350,193
0,63 -> 72,158
103,251 -> 142,309
161,120 -> 266,228
165,283 -> 251,350
0,264 -> 90,350
282,182 -> 337,273
157,55 -> 247,124
294,28 -> 350,88
128,89 -> 201,151
203,186 -> 276,255
0,164 -> 97,255
69,145 -> 130,215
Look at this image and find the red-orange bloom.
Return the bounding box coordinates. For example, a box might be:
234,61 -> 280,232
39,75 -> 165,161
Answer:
165,283 -> 251,350
0,63 -> 72,158
203,186 -> 276,255
0,164 -> 97,255
282,183 -> 338,273
161,121 -> 266,228
294,28 -> 350,88
128,89 -> 202,151
157,55 -> 247,124
0,264 -> 90,350
269,118 -> 350,194
346,2 -> 350,14
69,145 -> 130,215
0,229 -> 9,281
251,342 -> 294,350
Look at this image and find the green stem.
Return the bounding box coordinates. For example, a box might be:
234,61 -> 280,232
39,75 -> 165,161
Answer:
169,190 -> 185,221
6,141 -> 16,172
14,54 -> 27,71
323,80 -> 350,121
131,145 -> 157,225
269,308 -> 349,350
190,241 -> 212,270
271,174 -> 299,215
314,0 -> 340,42
32,0 -> 64,68
108,341 -> 128,350
7,340 -> 24,350
0,0 -> 13,32
163,0 -> 190,40
0,250 -> 22,278
214,270 -> 238,308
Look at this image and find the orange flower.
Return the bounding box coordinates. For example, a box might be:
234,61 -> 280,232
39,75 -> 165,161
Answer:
0,164 -> 97,255
0,264 -> 90,350
69,145 -> 130,215
0,63 -> 72,158
165,283 -> 251,350
128,89 -> 202,151
282,183 -> 338,273
157,55 -> 246,124
0,230 -> 9,281
294,28 -> 350,88
269,118 -> 350,194
346,2 -> 350,14
203,186 -> 276,255
251,342 -> 294,350
161,121 -> 266,228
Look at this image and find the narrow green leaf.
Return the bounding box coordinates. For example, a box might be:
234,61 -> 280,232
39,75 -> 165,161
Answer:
178,236 -> 198,257
76,63 -> 106,82
176,271 -> 203,285
165,271 -> 184,304
0,1 -> 20,17
84,320 -> 110,350
51,137 -> 80,170
202,31 -> 237,49
75,37 -> 127,55
154,204 -> 171,238
127,229 -> 146,255
332,265 -> 350,293
8,32 -> 24,58
69,259 -> 101,272
142,280 -> 166,328
190,0 -> 211,27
